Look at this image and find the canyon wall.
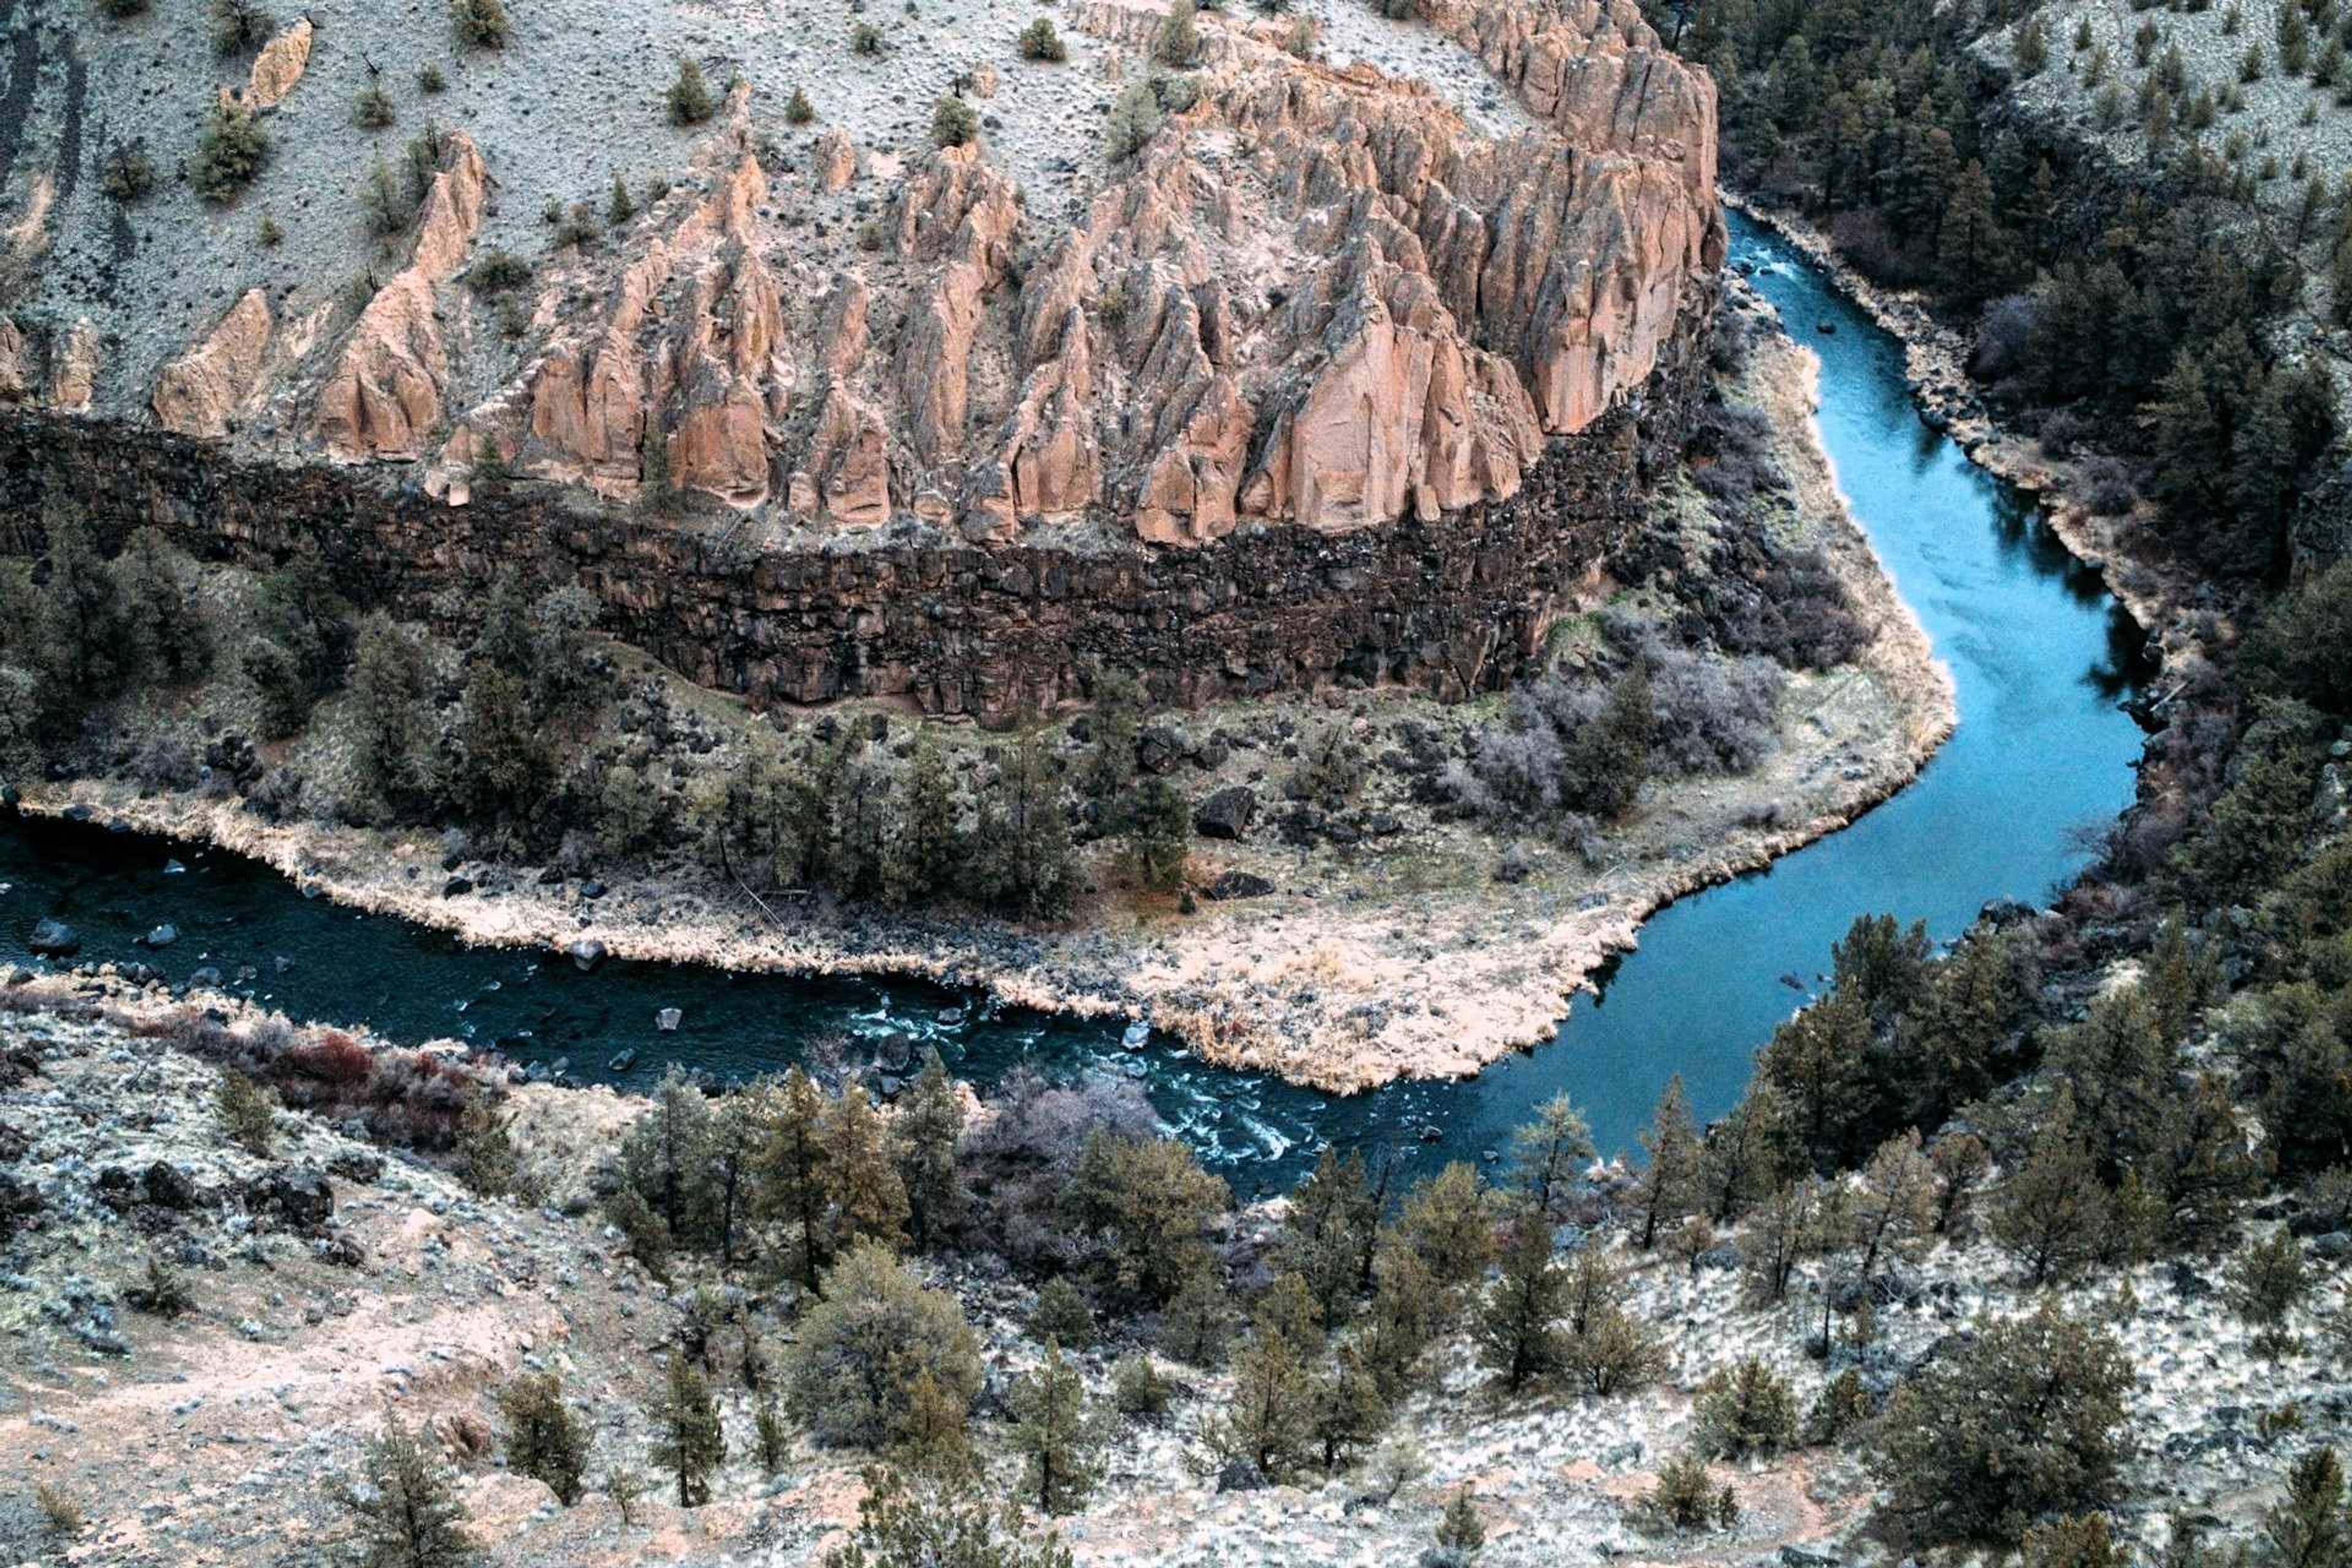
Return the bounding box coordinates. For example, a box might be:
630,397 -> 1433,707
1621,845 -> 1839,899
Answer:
0,300 -> 1706,720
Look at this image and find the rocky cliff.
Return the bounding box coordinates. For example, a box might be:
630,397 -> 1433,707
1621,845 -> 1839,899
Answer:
0,0 -> 1719,715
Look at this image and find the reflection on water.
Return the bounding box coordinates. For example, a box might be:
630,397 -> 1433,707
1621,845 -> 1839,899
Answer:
0,214 -> 2153,1195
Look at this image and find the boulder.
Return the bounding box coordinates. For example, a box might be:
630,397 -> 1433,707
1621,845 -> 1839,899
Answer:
144,1161 -> 200,1210
568,938 -> 608,973
655,1007 -> 682,1032
27,918 -> 78,956
141,924 -> 179,949
253,1166 -> 334,1230
1205,869 -> 1275,900
1194,786 -> 1256,841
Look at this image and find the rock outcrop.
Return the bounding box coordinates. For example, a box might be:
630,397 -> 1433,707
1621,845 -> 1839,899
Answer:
238,18 -> 314,111
153,290 -> 274,438
314,132 -> 489,461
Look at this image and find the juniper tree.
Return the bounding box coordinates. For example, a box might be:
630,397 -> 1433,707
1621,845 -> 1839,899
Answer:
1698,1086 -> 1794,1224
668,58 -> 715,124
2231,1231 -> 2313,1359
894,1050 -> 965,1251
1510,1093 -> 1595,1226
1693,1359 -> 1798,1461
1308,1347 -> 1389,1472
1433,1489 -> 1486,1562
1154,0 -> 1198,64
620,1068 -> 716,1249
349,616 -> 438,815
897,1366 -> 978,1480
1122,777 -> 1191,892
1028,1278 -> 1095,1349
216,1067 -> 274,1155
886,729 -> 959,905
822,1082 -> 911,1253
822,1469 -> 1075,1568
1018,15 -> 1068,59
1870,1298 -> 2132,1545
646,1351 -> 726,1507
1992,1085 -> 2109,1285
1212,1327 -> 1314,1480
113,527 -> 211,685
192,99 -> 270,200
785,1243 -> 982,1450
1060,1131 -> 1229,1305
1392,1161 -> 1495,1294
37,516 -> 139,705
1278,1147 -> 1378,1329
1158,1268 -> 1236,1366
2267,1449 -> 2352,1568
759,1066 -> 832,1294
1476,1211 -> 1571,1393
930,94 -> 979,149
333,1412 -> 478,1568
1009,1341 -> 1099,1515
497,1371 -> 589,1505
1630,1074 -> 1700,1248
706,1079 -> 775,1268
450,0 -> 510,48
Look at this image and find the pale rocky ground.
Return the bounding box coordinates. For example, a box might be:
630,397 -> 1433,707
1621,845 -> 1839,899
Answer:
12,293 -> 1953,1095
3,991 -> 2345,1567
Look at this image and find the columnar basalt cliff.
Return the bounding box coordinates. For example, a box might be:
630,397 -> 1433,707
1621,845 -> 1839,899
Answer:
0,0 -> 1721,718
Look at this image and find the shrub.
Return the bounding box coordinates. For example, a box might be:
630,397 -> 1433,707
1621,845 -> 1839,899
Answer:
418,62 -> 448,92
451,0 -> 510,48
129,1253 -> 194,1318
497,1371 -> 589,1505
191,102 -> 270,203
215,1066 -> 275,1154
34,1484 -> 81,1539
1155,0 -> 1199,65
466,249 -> 532,293
1019,16 -> 1068,59
1028,1276 -> 1096,1348
1104,81 -> 1163,161
668,58 -> 715,125
786,85 -> 816,122
785,1242 -> 983,1449
258,213 -> 284,246
1645,1452 -> 1722,1532
211,0 -> 273,55
354,83 -> 396,129
100,147 -> 156,202
1283,18 -> 1313,56
1432,1490 -> 1485,1564
96,0 -> 151,16
1693,1358 -> 1798,1460
1870,1300 -> 2133,1545
931,93 -> 979,148
851,21 -> 886,55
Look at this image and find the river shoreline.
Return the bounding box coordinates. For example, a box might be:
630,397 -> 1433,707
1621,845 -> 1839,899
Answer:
6,307 -> 1954,1098
1721,192 -> 2209,665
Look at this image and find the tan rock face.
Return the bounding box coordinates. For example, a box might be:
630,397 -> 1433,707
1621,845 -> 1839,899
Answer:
314,133 -> 489,461
153,290 -> 274,438
0,316 -> 27,404
239,17 -> 314,111
156,1 -> 1714,546
49,319 -> 100,414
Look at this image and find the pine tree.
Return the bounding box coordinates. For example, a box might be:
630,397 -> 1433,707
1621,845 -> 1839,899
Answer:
1698,1087 -> 1794,1223
1758,987 -> 1874,1170
1693,1358 -> 1798,1460
333,1412 -> 478,1567
37,517 -> 139,704
822,1082 -> 911,1253
620,1069 -> 716,1250
2231,1231 -> 2312,1359
1849,1129 -> 1935,1281
1476,1212 -> 1571,1393
760,1067 -> 832,1293
823,1469 -> 1075,1568
668,58 -> 716,124
646,1351 -> 726,1507
497,1371 -> 589,1506
897,1366 -> 978,1479
888,729 -> 959,905
894,1051 -> 965,1251
1434,1488 -> 1486,1561
1631,1074 -> 1700,1248
349,616 -> 437,814
1510,1093 -> 1595,1226
1009,1341 -> 1099,1514
1158,1268 -> 1235,1366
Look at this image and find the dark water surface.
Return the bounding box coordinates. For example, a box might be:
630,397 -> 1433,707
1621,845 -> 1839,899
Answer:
0,215 -> 2152,1196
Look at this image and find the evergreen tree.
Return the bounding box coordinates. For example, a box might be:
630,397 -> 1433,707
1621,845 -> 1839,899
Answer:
646,1351 -> 726,1507
1693,1359 -> 1798,1460
454,662 -> 549,831
1698,1087 -> 1794,1223
349,616 -> 439,815
1758,987 -> 1875,1170
114,527 -> 211,685
895,1366 -> 977,1480
759,1067 -> 832,1294
1870,1299 -> 2132,1545
1434,1489 -> 1486,1563
1278,1147 -> 1378,1329
619,1068 -> 716,1250
821,1082 -> 911,1253
707,1080 -> 775,1268
1393,1162 -> 1496,1292
821,1469 -> 1074,1568
1360,1242 -> 1441,1400
1213,1328 -> 1314,1479
1008,1341 -> 1100,1515
894,1050 -> 965,1252
886,729 -> 959,905
497,1371 -> 589,1506
968,727 -> 1077,919
37,517 -> 140,706
1061,1132 -> 1230,1305
786,1243 -> 982,1450
333,1412 -> 478,1567
1476,1211 -> 1572,1393
1123,777 -> 1191,892
1992,1085 -> 2109,1285
1509,1093 -> 1595,1226
2231,1230 -> 2312,1359
1631,1074 -> 1700,1248
1308,1347 -> 1389,1472
2267,1449 -> 2352,1568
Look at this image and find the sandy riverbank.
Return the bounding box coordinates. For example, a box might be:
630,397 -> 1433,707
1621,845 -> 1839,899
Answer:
10,310 -> 1953,1096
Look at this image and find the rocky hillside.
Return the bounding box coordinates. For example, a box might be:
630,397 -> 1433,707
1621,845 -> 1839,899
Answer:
0,0 -> 1719,547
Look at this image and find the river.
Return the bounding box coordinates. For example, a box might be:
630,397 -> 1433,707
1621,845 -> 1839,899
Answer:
0,214 -> 2154,1197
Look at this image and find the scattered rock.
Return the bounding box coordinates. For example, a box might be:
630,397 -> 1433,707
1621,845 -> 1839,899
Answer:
1205,870 -> 1275,901
28,918 -> 79,957
1195,786 -> 1257,841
